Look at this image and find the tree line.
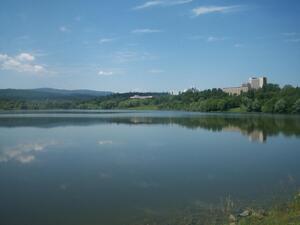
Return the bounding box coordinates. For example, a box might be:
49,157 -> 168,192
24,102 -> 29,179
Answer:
0,84 -> 300,114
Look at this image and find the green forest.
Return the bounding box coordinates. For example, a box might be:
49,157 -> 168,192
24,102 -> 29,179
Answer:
1,84 -> 300,114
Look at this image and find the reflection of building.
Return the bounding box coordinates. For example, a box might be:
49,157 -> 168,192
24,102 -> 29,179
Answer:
222,126 -> 267,143
222,76 -> 267,95
129,117 -> 153,124
248,130 -> 267,143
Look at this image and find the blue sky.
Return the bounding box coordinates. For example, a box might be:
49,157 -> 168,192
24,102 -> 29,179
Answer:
0,0 -> 299,92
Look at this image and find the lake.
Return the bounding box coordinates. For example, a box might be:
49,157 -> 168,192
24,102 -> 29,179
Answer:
0,110 -> 300,225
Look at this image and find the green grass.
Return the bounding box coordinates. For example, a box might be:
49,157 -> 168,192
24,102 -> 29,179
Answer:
227,107 -> 247,113
230,194 -> 300,225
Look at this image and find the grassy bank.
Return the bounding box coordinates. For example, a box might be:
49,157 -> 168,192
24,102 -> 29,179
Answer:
227,107 -> 247,113
135,192 -> 300,225
227,193 -> 300,225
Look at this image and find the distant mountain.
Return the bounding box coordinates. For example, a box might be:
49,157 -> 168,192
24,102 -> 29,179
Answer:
0,88 -> 113,100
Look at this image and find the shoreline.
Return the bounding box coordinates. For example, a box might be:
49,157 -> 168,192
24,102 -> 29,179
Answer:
0,108 -> 300,117
226,192 -> 300,225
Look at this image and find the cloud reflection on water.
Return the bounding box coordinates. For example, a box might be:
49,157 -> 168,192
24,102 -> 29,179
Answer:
98,140 -> 113,145
0,141 -> 58,164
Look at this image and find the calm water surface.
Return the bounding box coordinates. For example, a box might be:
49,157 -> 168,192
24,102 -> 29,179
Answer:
0,111 -> 300,225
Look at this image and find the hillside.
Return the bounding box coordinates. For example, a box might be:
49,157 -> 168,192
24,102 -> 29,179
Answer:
0,88 -> 112,100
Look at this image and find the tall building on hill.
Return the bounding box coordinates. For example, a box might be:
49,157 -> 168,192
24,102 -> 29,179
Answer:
248,77 -> 267,89
222,76 -> 267,95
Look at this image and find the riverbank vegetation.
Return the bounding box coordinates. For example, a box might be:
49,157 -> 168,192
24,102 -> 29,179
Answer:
136,192 -> 300,225
228,192 -> 300,225
1,84 -> 300,114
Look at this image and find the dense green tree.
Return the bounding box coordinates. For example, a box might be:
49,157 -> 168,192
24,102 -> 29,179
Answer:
251,99 -> 262,112
274,99 -> 288,113
292,99 -> 300,113
241,97 -> 253,112
262,99 -> 275,113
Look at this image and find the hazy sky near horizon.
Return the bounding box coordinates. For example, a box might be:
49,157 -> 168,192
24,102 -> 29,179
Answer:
0,0 -> 299,92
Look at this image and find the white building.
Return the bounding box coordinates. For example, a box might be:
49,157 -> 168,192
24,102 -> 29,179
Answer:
222,76 -> 267,95
248,77 -> 267,90
222,86 -> 249,95
169,90 -> 179,95
130,95 -> 153,99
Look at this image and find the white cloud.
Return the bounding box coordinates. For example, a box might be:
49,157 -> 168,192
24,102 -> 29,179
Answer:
134,1 -> 162,10
149,69 -> 164,74
98,70 -> 114,76
192,5 -> 242,16
98,68 -> 125,76
234,43 -> 244,48
286,38 -> 300,43
132,28 -> 162,34
112,50 -> 155,63
0,52 -> 46,74
188,35 -> 227,42
32,65 -> 45,72
282,32 -> 300,43
99,38 -> 115,44
207,36 -> 227,42
59,26 -> 70,32
188,35 -> 229,42
74,16 -> 82,21
16,52 -> 35,61
282,32 -> 297,36
134,0 -> 193,10
188,35 -> 204,40
0,54 -> 9,61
